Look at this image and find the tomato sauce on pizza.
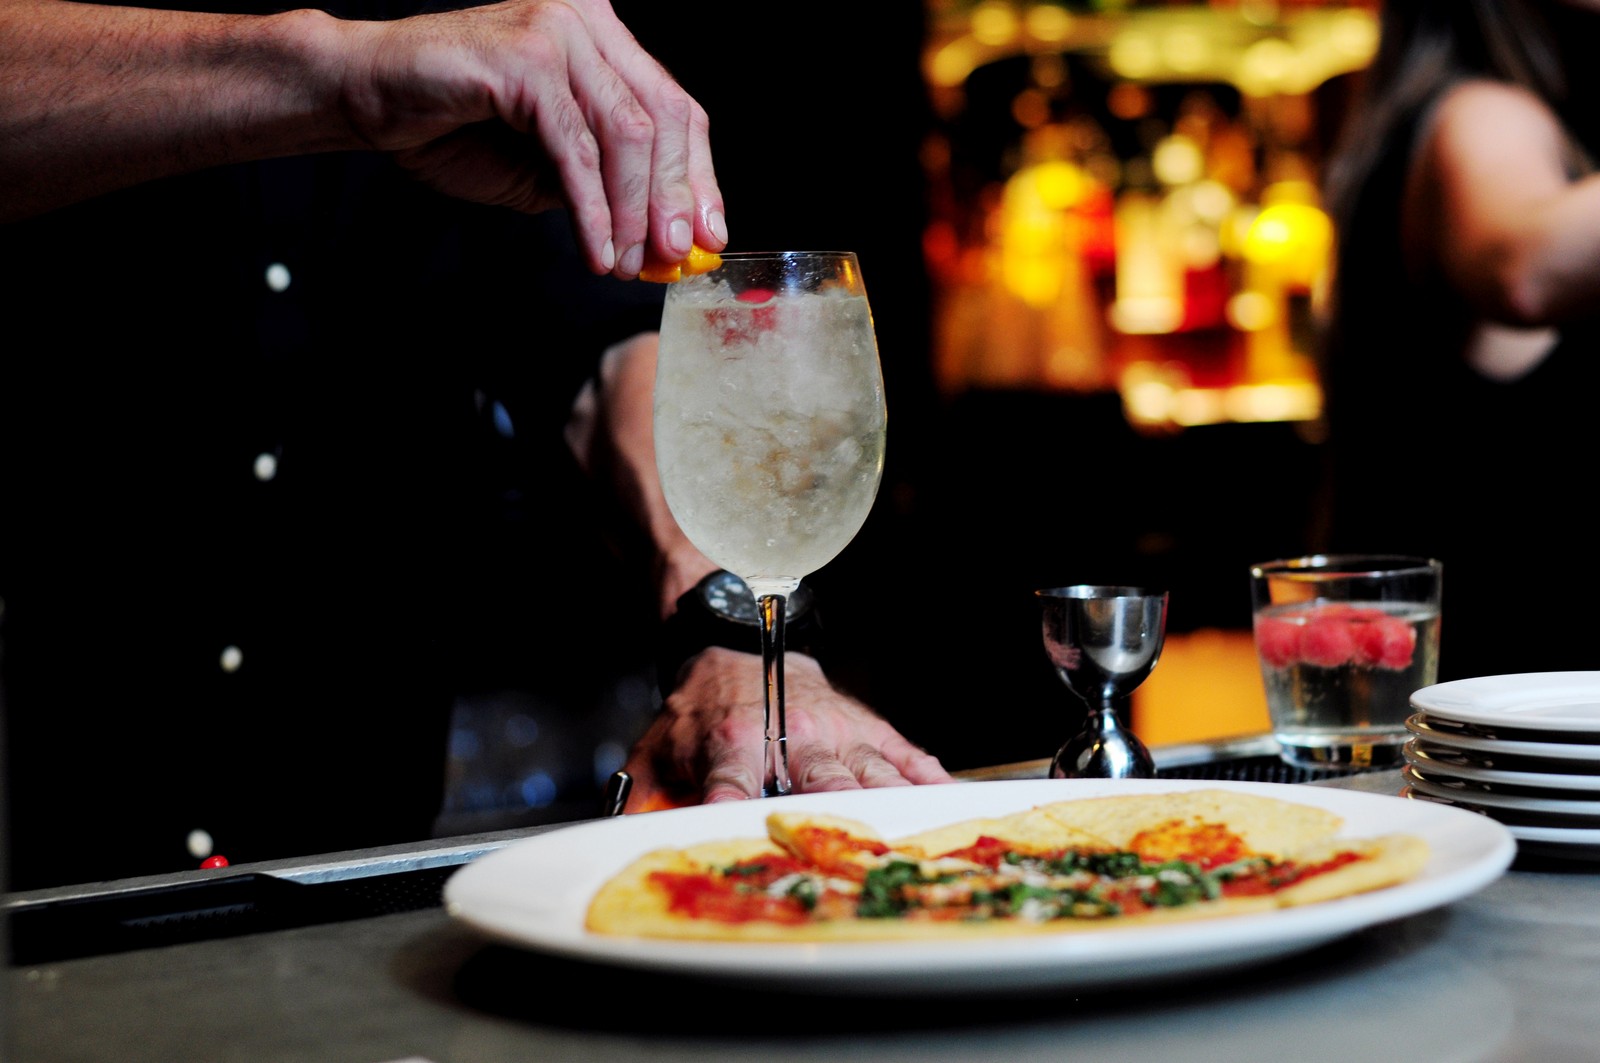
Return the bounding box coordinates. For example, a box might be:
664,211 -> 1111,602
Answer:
646,828 -> 1371,927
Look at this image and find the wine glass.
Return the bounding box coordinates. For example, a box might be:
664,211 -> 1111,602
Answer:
1036,585 -> 1167,780
653,252 -> 887,797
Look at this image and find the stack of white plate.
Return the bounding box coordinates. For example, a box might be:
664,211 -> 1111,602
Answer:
1404,672 -> 1600,861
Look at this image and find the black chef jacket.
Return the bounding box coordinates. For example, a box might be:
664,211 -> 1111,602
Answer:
0,101 -> 665,888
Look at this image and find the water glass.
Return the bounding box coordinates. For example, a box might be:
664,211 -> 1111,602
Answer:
1249,554 -> 1442,770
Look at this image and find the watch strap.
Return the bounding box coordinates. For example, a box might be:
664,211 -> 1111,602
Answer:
655,570 -> 825,699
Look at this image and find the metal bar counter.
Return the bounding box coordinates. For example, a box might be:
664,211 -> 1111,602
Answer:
7,759 -> 1598,1063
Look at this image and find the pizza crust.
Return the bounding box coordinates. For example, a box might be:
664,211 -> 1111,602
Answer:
1035,789 -> 1345,858
892,805 -> 1114,860
766,811 -> 891,875
584,838 -> 782,941
1270,833 -> 1431,906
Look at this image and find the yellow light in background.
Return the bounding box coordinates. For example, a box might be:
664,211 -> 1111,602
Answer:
971,1 -> 1019,46
1227,289 -> 1277,332
925,3 -> 1381,105
1032,159 -> 1088,210
1121,363 -> 1184,424
1151,134 -> 1203,187
928,38 -> 983,88
1108,31 -> 1159,80
1171,386 -> 1226,426
1238,0 -> 1278,28
1287,8 -> 1381,95
1236,37 -> 1298,96
1122,377 -> 1321,429
998,161 -> 1083,308
1243,210 -> 1295,258
1003,263 -> 1060,307
923,1 -> 1357,417
1110,298 -> 1184,335
1219,202 -> 1258,258
1262,179 -> 1319,207
1025,3 -> 1073,45
1328,8 -> 1380,60
1186,179 -> 1234,227
1242,201 -> 1332,287
1178,224 -> 1221,271
1224,381 -> 1321,423
1161,28 -> 1210,76
1163,180 -> 1230,271
1111,190 -> 1184,335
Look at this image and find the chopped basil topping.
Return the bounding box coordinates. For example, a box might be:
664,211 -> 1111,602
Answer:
842,846 -> 1282,922
1008,882 -> 1120,919
784,876 -> 818,911
857,860 -> 925,918
1210,857 -> 1269,880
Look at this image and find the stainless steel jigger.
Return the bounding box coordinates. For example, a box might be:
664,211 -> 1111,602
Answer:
1036,585 -> 1168,780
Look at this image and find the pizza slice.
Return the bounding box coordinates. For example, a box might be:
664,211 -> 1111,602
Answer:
1035,789 -> 1346,862
766,812 -> 893,880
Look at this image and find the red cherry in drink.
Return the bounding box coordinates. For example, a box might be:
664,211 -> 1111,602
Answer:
1255,615 -> 1303,669
1354,614 -> 1417,670
1301,613 -> 1359,668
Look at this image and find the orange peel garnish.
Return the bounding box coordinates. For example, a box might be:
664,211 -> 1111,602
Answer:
638,242 -> 723,283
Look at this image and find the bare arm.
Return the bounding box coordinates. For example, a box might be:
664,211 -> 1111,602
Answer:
1413,79 -> 1600,327
0,0 -> 726,278
0,0 -> 345,212
566,331 -> 717,618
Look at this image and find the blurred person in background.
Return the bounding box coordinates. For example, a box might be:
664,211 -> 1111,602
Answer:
0,0 -> 947,889
1318,0 -> 1600,680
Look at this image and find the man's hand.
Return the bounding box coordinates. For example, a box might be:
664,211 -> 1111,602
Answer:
353,0 -> 725,279
621,647 -> 954,812
2,0 -> 727,277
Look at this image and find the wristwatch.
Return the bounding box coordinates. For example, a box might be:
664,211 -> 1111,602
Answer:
655,569 -> 824,698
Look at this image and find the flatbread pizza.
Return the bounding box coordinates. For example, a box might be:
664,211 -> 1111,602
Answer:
584,788 -> 1430,943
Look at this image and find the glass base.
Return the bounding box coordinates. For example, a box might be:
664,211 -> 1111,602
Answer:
1274,732 -> 1407,771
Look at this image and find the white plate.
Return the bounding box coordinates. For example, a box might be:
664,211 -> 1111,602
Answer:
1404,741 -> 1600,791
1501,822 -> 1600,859
1403,765 -> 1600,818
1410,672 -> 1600,734
443,778 -> 1513,995
1406,713 -> 1600,762
1403,787 -> 1600,861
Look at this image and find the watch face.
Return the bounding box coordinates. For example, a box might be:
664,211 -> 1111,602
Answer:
699,570 -> 813,624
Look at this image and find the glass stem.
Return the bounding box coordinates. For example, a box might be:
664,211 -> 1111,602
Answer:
758,593 -> 791,797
